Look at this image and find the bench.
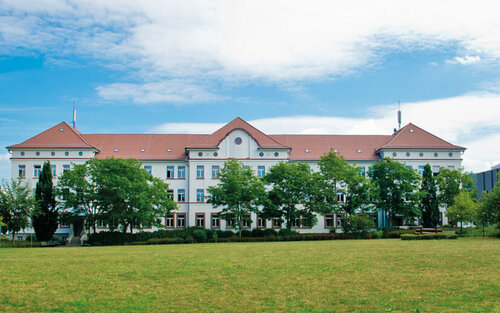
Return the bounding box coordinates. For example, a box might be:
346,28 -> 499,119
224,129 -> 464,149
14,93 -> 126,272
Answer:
415,228 -> 442,235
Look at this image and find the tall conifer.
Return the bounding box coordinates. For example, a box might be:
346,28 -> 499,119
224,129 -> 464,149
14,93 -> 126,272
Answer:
33,161 -> 59,241
420,164 -> 440,227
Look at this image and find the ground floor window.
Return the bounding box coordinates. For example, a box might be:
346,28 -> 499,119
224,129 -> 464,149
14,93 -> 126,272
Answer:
211,214 -> 220,229
292,217 -> 300,228
325,214 -> 334,228
272,217 -> 282,229
226,217 -> 235,229
257,217 -> 266,228
165,214 -> 174,228
177,214 -> 186,228
196,213 -> 205,228
336,215 -> 342,228
242,216 -> 251,228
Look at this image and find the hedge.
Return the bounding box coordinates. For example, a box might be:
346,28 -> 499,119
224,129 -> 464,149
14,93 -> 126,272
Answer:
401,233 -> 458,240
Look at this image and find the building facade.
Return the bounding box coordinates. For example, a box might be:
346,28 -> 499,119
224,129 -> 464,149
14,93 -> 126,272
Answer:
6,117 -> 465,239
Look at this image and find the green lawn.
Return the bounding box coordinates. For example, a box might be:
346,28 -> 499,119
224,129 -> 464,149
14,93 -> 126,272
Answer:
0,238 -> 499,313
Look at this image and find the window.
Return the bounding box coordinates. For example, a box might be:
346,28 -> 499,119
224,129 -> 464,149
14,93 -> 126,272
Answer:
196,189 -> 204,202
418,165 -> 425,175
325,214 -> 334,228
196,213 -> 205,228
257,166 -> 265,178
165,214 -> 174,228
226,217 -> 235,229
434,152 -> 439,157
167,189 -> 174,199
176,214 -> 186,228
178,166 -> 186,179
406,152 -> 411,157
292,217 -> 300,228
144,165 -> 152,175
18,165 -> 26,178
177,189 -> 186,202
242,215 -> 251,228
51,165 -> 56,177
337,191 -> 346,203
432,165 -> 440,177
197,165 -> 204,178
405,165 -> 412,170
166,166 -> 174,178
97,220 -> 106,228
198,152 -> 203,157
272,217 -> 281,229
336,215 -> 342,228
358,167 -> 365,176
419,152 -> 424,157
212,165 -> 220,178
234,137 -> 242,145
63,164 -> 70,173
257,217 -> 266,228
34,165 -> 41,177
211,214 -> 220,229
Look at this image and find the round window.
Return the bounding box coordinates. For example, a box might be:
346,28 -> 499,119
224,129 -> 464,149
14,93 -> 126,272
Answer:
392,152 -> 397,157
65,151 -> 69,156
419,152 -> 424,157
448,152 -> 453,157
213,152 -> 218,157
434,152 -> 439,157
51,152 -> 55,156
274,152 -> 279,157
35,151 -> 40,156
198,152 -> 203,157
79,151 -> 83,156
259,152 -> 264,157
20,151 -> 25,156
234,137 -> 242,145
406,152 -> 410,157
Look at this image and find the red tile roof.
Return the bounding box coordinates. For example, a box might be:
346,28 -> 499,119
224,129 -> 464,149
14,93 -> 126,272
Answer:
379,123 -> 465,150
187,117 -> 290,149
7,122 -> 97,150
8,119 -> 464,161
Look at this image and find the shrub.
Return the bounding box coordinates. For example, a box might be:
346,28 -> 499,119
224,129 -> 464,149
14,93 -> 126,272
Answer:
278,228 -> 299,237
240,230 -> 253,237
342,214 -> 374,238
216,230 -> 235,238
374,230 -> 383,239
401,233 -> 457,240
192,230 -> 207,243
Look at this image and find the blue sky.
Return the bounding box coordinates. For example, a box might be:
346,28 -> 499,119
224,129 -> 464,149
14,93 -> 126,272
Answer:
1,0 -> 500,179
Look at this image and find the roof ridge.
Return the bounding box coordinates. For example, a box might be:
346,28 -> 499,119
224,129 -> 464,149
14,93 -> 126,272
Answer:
62,122 -> 97,149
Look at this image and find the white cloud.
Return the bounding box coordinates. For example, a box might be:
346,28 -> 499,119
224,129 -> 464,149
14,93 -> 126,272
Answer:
151,92 -> 500,172
446,55 -> 481,65
1,0 -> 500,82
96,80 -> 225,104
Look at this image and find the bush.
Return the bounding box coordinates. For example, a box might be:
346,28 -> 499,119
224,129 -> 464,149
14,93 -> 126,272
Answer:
401,233 -> 457,240
382,229 -> 415,238
374,230 -> 383,239
0,240 -> 42,248
278,228 -> 299,237
342,214 -> 374,238
216,230 -> 235,238
240,230 -> 253,237
192,230 -> 207,243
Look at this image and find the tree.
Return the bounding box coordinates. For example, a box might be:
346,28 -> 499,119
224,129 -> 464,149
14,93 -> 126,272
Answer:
420,164 -> 440,227
342,214 -> 374,238
318,150 -> 372,216
89,158 -> 177,233
263,162 -> 323,229
57,163 -> 99,233
32,161 -> 59,241
477,178 -> 500,231
447,190 -> 477,233
370,158 -> 421,229
208,159 -> 265,237
0,179 -> 35,241
437,168 -> 475,210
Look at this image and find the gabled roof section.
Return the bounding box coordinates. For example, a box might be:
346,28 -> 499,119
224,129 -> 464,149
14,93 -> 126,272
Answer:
187,117 -> 290,149
8,122 -> 97,150
379,123 -> 465,150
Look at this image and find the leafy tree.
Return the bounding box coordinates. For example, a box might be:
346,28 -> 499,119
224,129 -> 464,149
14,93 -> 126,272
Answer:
447,190 -> 477,233
0,179 -> 35,241
57,163 -> 100,233
437,168 -> 475,209
342,214 -> 374,238
208,159 -> 265,237
318,150 -> 372,216
89,158 -> 177,233
32,161 -> 59,241
477,178 -> 500,230
263,162 -> 323,229
370,158 -> 421,229
420,164 -> 440,227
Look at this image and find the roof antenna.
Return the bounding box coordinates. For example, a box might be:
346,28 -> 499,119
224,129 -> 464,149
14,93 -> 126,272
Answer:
397,100 -> 401,130
72,101 -> 76,128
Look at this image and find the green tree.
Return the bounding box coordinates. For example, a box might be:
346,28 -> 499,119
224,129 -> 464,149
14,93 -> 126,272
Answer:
89,158 -> 177,233
318,150 -> 372,216
477,178 -> 500,230
208,159 -> 265,237
57,163 -> 99,233
342,214 -> 375,238
370,158 -> 421,229
437,168 -> 475,210
32,161 -> 59,241
446,190 -> 477,233
0,179 -> 35,241
420,164 -> 440,227
263,162 -> 323,229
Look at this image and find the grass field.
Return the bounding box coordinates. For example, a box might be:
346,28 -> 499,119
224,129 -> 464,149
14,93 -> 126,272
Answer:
0,238 -> 499,312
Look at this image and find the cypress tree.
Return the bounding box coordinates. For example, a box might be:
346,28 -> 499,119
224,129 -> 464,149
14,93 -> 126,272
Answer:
33,161 -> 59,241
420,164 -> 440,227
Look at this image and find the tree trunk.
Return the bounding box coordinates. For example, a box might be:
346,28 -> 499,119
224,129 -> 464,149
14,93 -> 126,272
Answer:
12,231 -> 16,246
460,221 -> 463,234
482,224 -> 485,237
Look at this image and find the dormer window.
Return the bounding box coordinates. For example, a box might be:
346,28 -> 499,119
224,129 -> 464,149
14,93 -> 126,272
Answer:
114,148 -> 119,152
333,149 -> 338,153
167,148 -> 172,152
305,149 -> 310,153
409,129 -> 414,133
59,128 -> 64,132
357,149 -> 362,153
141,148 -> 145,152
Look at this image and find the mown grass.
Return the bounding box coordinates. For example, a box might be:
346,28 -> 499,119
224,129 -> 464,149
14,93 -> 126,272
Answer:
0,238 -> 499,312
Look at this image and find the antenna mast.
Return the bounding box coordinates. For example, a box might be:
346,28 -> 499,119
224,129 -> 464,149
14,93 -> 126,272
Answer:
72,101 -> 76,128
397,100 -> 401,130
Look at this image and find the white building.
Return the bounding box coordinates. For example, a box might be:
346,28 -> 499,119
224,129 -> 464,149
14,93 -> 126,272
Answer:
6,117 -> 465,238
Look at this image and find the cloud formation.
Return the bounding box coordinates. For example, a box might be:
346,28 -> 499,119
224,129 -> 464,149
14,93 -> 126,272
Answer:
152,92 -> 500,172
446,55 -> 481,65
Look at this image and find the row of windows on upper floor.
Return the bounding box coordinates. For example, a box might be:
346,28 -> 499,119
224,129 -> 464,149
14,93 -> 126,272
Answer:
17,151 -> 85,157
142,165 -> 268,179
356,165 -> 456,177
18,164 -> 71,178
